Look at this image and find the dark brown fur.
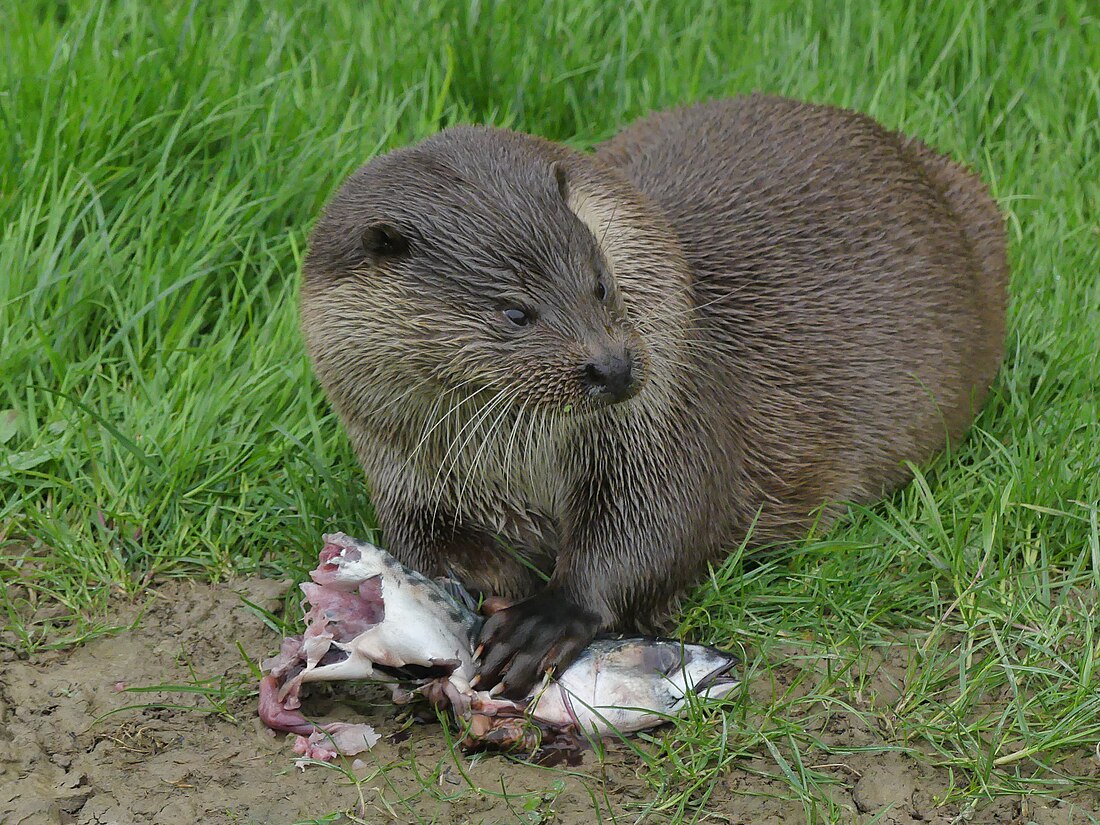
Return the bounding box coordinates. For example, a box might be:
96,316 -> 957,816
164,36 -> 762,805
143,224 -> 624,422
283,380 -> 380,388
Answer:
300,95 -> 1008,694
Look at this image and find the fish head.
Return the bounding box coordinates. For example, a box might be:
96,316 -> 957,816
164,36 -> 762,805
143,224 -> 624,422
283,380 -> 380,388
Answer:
586,638 -> 738,699
543,638 -> 739,735
657,642 -> 740,707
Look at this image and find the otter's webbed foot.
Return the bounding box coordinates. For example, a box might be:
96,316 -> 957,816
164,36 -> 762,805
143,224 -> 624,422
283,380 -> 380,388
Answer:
474,589 -> 600,699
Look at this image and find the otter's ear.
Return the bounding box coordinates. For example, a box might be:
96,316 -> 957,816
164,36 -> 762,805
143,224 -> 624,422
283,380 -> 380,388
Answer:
361,222 -> 410,258
550,161 -> 569,201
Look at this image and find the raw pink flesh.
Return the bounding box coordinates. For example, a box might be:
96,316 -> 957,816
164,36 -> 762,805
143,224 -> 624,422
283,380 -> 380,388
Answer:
257,569 -> 388,753
260,540 -> 591,760
258,561 -> 551,759
258,677 -> 379,762
258,675 -> 313,735
301,576 -> 384,642
309,541 -> 363,586
291,722 -> 380,762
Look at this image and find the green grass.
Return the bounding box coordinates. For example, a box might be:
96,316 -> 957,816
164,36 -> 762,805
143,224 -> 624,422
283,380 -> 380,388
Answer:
2,0 -> 1099,820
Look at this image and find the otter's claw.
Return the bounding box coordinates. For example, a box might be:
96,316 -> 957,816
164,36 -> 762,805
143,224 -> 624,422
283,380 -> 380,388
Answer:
476,590 -> 600,699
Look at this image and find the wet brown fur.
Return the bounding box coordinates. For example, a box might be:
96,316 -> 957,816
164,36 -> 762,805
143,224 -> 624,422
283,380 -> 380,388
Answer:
300,95 -> 1008,632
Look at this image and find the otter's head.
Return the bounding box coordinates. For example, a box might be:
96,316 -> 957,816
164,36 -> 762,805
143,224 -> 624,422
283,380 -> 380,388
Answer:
300,126 -> 690,427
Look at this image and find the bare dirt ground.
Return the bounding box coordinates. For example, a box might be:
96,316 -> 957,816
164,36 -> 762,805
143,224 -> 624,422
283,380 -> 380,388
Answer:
2,578 -> 1097,824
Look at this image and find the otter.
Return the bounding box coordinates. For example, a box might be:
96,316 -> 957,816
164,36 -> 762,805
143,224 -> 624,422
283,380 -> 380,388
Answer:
299,95 -> 1008,698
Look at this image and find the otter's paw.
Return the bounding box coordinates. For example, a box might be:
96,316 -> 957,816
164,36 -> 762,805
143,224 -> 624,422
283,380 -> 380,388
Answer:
475,590 -> 600,699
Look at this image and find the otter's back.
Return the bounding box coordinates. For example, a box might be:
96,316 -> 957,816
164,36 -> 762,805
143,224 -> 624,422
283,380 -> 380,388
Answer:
595,95 -> 1008,515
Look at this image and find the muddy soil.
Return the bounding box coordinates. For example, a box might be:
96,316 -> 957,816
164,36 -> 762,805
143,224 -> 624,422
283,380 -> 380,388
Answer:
1,577 -> 1097,824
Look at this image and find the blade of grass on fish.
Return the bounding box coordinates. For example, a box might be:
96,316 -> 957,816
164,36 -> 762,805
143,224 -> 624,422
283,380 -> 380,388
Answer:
549,684 -> 687,759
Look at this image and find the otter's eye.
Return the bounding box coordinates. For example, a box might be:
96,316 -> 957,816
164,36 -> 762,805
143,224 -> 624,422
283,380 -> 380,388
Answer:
503,307 -> 534,327
362,222 -> 409,258
595,278 -> 608,302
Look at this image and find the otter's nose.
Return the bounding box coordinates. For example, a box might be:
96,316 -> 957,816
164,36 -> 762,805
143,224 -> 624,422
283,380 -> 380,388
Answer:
582,351 -> 637,402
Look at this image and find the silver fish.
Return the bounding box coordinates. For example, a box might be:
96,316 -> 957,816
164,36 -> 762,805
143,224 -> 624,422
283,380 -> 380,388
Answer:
524,638 -> 739,734
259,533 -> 738,758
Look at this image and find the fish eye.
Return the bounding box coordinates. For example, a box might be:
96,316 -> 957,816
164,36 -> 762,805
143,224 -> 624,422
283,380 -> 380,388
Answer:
503,307 -> 535,327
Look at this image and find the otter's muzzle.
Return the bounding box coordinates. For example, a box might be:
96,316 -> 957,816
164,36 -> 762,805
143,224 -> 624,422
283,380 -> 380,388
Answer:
581,349 -> 639,403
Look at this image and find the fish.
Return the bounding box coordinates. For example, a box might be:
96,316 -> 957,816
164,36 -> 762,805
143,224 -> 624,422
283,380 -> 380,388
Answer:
258,532 -> 738,759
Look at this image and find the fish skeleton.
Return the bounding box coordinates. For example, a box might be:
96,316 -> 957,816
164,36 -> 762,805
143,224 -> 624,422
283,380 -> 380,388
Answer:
259,533 -> 738,759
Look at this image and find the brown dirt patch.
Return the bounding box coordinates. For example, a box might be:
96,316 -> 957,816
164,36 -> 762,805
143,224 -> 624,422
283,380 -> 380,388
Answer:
1,578 -> 1097,824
